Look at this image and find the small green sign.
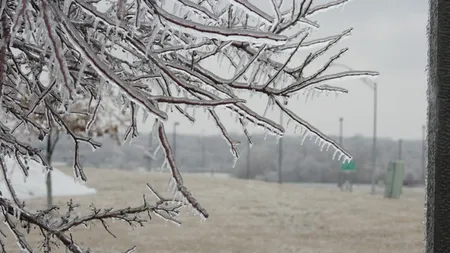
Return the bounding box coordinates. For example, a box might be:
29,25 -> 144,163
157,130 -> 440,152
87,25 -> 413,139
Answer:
341,160 -> 356,171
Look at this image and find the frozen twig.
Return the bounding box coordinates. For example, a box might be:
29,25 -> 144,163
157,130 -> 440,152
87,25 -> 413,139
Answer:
0,0 -> 378,251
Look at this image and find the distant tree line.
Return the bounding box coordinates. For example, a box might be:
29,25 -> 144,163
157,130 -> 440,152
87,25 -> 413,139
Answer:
43,133 -> 424,184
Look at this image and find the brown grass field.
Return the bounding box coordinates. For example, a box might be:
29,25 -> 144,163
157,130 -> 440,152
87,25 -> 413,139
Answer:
1,168 -> 425,253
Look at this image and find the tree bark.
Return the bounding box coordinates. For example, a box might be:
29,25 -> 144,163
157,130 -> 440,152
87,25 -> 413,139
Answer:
426,1 -> 450,252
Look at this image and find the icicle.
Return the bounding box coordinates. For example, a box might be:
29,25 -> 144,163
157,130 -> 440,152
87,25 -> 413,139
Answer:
338,153 -> 344,162
23,169 -> 27,183
24,12 -> 32,43
262,101 -> 270,118
167,177 -> 176,193
165,104 -> 172,114
173,1 -> 181,15
75,60 -> 88,88
232,156 -> 238,168
275,134 -> 281,144
63,0 -> 73,14
93,17 -> 100,32
44,166 -> 51,183
142,110 -> 149,124
146,21 -> 161,55
173,190 -> 182,202
320,141 -> 326,151
332,149 -> 339,160
301,132 -> 308,145
160,160 -> 168,172
105,24 -> 113,38
186,203 -> 192,215
200,213 -> 207,222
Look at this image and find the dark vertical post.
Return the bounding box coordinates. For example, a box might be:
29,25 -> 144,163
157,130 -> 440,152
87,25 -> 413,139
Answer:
148,132 -> 153,171
246,141 -> 251,179
422,125 -> 426,184
201,136 -> 205,173
278,113 -> 283,184
370,83 -> 378,195
426,1 -> 450,252
398,139 -> 403,160
338,117 -> 344,189
173,122 -> 179,161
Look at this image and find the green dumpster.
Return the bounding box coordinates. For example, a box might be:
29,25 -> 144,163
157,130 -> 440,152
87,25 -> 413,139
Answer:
384,160 -> 405,198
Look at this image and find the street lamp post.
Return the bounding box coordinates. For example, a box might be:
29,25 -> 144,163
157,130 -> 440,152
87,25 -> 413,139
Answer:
331,63 -> 378,195
371,82 -> 378,195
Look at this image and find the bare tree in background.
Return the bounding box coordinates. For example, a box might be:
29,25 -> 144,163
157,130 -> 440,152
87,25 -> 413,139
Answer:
0,0 -> 377,251
25,93 -> 129,209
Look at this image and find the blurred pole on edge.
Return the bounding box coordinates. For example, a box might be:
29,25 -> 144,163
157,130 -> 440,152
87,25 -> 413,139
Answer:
422,125 -> 426,185
426,1 -> 450,251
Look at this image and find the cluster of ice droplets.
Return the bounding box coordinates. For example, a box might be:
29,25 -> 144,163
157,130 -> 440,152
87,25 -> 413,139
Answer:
298,127 -> 352,164
160,177 -> 206,222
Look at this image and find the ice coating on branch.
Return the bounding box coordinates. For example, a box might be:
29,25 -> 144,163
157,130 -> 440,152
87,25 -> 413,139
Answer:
228,0 -> 273,25
0,1 -> 379,248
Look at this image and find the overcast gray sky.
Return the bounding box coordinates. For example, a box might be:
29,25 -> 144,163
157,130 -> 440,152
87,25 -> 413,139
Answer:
139,0 -> 427,140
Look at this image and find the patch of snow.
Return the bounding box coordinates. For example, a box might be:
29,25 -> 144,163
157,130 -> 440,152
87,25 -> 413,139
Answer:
0,158 -> 96,200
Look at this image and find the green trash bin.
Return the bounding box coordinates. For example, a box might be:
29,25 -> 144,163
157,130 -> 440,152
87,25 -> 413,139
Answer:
384,160 -> 405,198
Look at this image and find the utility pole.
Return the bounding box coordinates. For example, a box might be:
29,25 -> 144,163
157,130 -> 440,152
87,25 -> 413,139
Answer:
278,112 -> 283,184
370,82 -> 378,195
173,122 -> 179,161
148,132 -> 153,171
398,139 -> 403,160
330,63 -> 377,195
45,129 -> 60,209
246,140 -> 251,179
338,117 -> 344,190
422,125 -> 426,185
201,135 -> 205,173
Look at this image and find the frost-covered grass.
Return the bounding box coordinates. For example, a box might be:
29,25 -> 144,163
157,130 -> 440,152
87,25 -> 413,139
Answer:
2,168 -> 424,253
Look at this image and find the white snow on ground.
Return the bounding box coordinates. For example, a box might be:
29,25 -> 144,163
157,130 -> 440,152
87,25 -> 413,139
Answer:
0,158 -> 96,200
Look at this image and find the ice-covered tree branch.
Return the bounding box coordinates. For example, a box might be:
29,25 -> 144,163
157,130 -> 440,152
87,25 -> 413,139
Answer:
0,0 -> 378,251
